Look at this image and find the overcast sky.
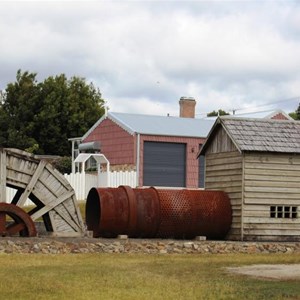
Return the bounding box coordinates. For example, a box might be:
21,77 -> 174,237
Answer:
1,0 -> 300,117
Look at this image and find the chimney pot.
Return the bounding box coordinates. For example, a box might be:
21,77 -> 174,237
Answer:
179,97 -> 196,118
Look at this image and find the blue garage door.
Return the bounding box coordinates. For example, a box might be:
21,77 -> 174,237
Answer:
143,141 -> 186,187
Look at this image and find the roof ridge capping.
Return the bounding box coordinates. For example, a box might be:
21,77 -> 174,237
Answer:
219,115 -> 298,123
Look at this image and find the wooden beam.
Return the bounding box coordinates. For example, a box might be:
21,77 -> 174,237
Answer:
16,160 -> 46,207
0,150 -> 7,203
30,190 -> 75,220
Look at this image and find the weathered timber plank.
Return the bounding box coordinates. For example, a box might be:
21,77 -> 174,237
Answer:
244,174 -> 300,182
0,151 -> 7,202
45,164 -> 73,191
205,175 -> 242,183
52,204 -> 82,232
229,199 -> 242,206
244,222 -> 300,230
206,150 -> 240,159
243,211 -> 270,218
17,160 -> 47,207
206,169 -> 243,177
245,180 -> 300,189
243,235 -> 300,242
244,186 -> 300,193
245,168 -> 300,177
243,219 -> 300,226
244,192 -> 300,200
205,181 -> 241,189
244,197 -> 300,205
245,153 -> 300,164
243,204 -> 275,211
243,229 -> 300,236
206,185 -> 242,193
245,162 -> 300,171
206,156 -> 242,167
30,190 -> 75,220
206,163 -> 242,172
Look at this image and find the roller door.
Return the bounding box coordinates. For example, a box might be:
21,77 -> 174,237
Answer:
143,141 -> 186,187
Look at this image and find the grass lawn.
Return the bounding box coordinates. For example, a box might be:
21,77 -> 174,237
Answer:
0,253 -> 299,300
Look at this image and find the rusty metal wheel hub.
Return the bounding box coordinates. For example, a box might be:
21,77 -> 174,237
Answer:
0,203 -> 37,237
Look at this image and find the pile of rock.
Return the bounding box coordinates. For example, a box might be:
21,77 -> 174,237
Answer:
0,238 -> 299,254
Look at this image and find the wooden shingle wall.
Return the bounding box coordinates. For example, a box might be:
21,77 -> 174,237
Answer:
243,152 -> 300,241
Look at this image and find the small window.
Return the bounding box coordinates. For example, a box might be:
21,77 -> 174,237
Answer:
270,206 -> 298,219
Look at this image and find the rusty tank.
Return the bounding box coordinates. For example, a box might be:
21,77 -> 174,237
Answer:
86,186 -> 232,239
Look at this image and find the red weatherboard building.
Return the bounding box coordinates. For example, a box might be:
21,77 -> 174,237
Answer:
82,98 -> 213,188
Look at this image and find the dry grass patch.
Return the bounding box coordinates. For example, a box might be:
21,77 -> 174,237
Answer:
0,253 -> 299,299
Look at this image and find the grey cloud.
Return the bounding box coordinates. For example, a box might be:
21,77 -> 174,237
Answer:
0,1 -> 300,115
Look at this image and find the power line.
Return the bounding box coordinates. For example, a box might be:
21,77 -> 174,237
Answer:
196,96 -> 300,116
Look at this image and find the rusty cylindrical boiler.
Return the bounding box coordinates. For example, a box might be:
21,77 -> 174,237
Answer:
86,186 -> 232,239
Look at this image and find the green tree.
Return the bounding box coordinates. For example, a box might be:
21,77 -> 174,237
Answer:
207,109 -> 230,117
0,70 -> 105,156
289,103 -> 300,120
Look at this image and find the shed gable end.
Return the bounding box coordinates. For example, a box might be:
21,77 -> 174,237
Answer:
205,126 -> 239,154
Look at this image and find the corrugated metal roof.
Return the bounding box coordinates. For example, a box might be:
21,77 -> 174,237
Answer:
109,112 -> 214,137
221,118 -> 300,153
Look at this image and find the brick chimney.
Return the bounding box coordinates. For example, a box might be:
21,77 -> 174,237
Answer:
179,97 -> 196,118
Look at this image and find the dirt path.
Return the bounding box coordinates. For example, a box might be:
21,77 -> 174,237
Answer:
227,264 -> 300,280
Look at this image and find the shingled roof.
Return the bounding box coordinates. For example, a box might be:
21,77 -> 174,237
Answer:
201,117 -> 300,154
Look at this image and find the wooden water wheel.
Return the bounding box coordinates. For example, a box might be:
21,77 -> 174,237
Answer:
0,148 -> 85,237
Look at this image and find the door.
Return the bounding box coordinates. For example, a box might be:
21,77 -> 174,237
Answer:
143,141 -> 186,187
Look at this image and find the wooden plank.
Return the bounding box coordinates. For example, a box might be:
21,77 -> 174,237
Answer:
30,190 -> 75,220
206,185 -> 242,193
245,168 -> 300,177
245,180 -> 300,188
243,204 -> 272,211
45,164 -> 73,191
16,160 -> 47,207
205,175 -> 242,183
206,163 -> 242,172
244,192 -> 300,200
52,204 -> 82,232
32,188 -> 82,232
206,169 -> 243,177
244,174 -> 300,182
205,181 -> 241,189
243,235 -> 300,242
0,150 -> 7,202
244,217 -> 300,225
243,229 -> 300,236
206,151 -> 240,159
206,156 -> 242,167
244,186 -> 300,193
244,198 -> 300,205
244,223 -> 300,230
245,162 -> 300,171
245,153 -> 300,165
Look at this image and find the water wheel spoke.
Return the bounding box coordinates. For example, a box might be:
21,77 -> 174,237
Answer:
0,212 -> 6,232
6,222 -> 26,235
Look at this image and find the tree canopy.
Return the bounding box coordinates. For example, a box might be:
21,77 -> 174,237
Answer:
206,109 -> 230,117
0,70 -> 105,156
289,103 -> 300,120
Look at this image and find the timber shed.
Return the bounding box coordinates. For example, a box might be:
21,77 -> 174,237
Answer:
199,117 -> 300,242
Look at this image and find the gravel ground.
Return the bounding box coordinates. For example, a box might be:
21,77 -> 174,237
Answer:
227,264 -> 300,280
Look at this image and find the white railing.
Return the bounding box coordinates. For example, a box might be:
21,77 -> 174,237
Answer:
5,171 -> 137,205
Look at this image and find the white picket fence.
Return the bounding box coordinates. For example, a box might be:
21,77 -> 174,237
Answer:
5,170 -> 137,205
